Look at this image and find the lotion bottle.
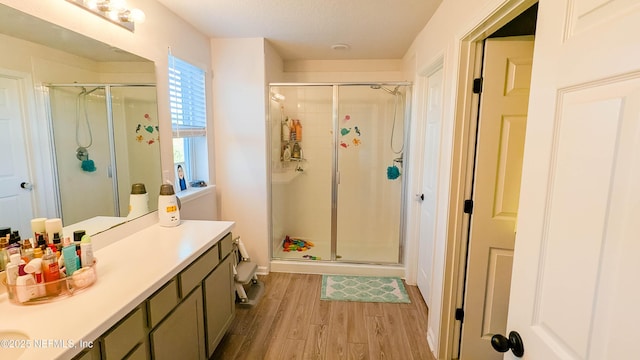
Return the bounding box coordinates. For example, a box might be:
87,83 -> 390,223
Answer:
80,235 -> 94,268
158,184 -> 181,227
15,264 -> 38,303
24,258 -> 45,297
62,242 -> 78,276
5,253 -> 21,286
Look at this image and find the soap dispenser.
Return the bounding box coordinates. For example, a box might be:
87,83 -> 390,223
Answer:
158,184 -> 181,227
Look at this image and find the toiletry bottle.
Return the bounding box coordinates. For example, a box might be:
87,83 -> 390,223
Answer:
292,142 -> 301,159
0,236 -> 7,271
42,247 -> 61,296
15,263 -> 38,303
295,119 -> 302,141
33,247 -> 43,259
73,230 -> 86,244
21,238 -> 34,262
31,218 -> 46,243
128,183 -> 149,219
52,233 -> 62,251
5,253 -> 21,287
80,235 -> 94,268
158,184 -> 181,227
10,230 -> 21,246
290,119 -> 296,141
282,117 -> 290,142
60,237 -> 78,276
24,258 -> 45,298
62,239 -> 79,276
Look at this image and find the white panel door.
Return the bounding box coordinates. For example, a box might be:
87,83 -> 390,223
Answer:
505,0 -> 640,358
417,66 -> 444,305
460,36 -> 534,360
0,75 -> 34,237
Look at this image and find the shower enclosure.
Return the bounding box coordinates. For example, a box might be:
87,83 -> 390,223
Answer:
269,83 -> 411,265
46,84 -> 160,225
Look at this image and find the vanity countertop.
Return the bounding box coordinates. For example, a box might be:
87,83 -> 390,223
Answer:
0,220 -> 235,360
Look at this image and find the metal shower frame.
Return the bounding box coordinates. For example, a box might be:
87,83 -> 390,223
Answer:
268,82 -> 413,266
44,83 -> 156,219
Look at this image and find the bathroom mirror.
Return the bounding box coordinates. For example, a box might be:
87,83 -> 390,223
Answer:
0,4 -> 161,236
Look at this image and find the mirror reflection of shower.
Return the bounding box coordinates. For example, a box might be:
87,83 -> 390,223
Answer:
47,84 -> 161,225
75,87 -> 99,172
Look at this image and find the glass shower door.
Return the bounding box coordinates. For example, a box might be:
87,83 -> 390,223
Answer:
270,85 -> 334,262
334,85 -> 406,263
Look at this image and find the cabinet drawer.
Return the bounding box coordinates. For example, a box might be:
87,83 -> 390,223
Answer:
180,244 -> 218,297
218,233 -> 233,260
147,279 -> 178,328
103,307 -> 145,359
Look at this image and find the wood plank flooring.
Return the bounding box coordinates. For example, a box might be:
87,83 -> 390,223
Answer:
212,272 -> 436,360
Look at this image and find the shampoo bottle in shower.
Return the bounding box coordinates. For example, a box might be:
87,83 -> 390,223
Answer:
295,120 -> 302,141
292,142 -> 301,159
282,117 -> 290,142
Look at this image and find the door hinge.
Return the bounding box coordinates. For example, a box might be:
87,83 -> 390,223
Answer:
473,78 -> 483,94
463,199 -> 474,214
455,308 -> 464,322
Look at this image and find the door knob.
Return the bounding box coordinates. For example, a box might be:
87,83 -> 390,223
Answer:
20,182 -> 33,191
491,331 -> 524,357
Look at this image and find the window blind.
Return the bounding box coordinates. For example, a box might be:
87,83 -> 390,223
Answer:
168,54 -> 206,137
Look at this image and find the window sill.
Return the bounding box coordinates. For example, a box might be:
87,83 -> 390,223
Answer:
176,185 -> 215,204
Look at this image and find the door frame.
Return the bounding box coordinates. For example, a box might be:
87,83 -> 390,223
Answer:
438,0 -> 538,358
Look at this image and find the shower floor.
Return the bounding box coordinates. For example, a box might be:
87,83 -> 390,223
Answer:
274,238 -> 400,264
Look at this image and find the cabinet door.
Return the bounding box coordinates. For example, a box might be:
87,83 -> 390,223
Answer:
204,254 -> 235,357
151,287 -> 206,360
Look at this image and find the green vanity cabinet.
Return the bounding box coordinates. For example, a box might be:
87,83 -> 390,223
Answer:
72,232 -> 236,360
150,287 -> 206,360
204,251 -> 235,357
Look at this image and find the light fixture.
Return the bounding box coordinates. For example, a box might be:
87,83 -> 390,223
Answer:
66,0 -> 146,32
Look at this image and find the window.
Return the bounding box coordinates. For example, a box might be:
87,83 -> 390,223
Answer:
168,53 -> 208,191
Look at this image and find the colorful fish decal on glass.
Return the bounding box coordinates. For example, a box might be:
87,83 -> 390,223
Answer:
136,135 -> 143,142
340,127 -> 351,136
352,138 -> 361,146
344,115 -> 351,121
136,124 -> 142,133
354,126 -> 361,136
340,141 -> 349,148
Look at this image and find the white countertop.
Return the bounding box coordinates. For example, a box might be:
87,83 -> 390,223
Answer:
0,220 -> 235,360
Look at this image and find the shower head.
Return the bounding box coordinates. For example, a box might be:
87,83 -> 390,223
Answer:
370,84 -> 400,95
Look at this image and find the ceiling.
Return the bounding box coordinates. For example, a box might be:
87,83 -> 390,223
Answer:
156,0 -> 443,60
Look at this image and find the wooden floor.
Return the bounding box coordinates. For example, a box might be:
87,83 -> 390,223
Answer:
212,272 -> 436,360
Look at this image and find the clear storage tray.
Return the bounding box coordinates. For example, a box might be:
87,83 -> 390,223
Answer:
2,260 -> 97,305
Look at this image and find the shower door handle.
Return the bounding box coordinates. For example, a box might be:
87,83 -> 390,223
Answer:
416,193 -> 424,202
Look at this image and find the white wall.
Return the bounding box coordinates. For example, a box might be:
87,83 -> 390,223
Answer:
404,0 -> 533,358
211,38 -> 270,271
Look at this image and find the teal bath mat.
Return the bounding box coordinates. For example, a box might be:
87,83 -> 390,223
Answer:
321,275 -> 410,303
